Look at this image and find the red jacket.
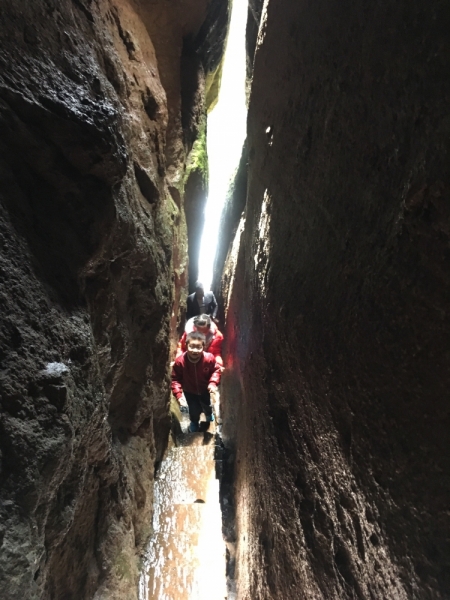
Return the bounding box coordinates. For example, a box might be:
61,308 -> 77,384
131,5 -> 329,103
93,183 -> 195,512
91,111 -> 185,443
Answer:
171,352 -> 221,399
176,323 -> 224,366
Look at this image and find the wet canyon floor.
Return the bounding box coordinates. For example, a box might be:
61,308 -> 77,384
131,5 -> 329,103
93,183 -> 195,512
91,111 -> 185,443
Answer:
139,406 -> 228,600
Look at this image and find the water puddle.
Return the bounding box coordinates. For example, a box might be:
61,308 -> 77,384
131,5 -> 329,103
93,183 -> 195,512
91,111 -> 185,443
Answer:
139,406 -> 227,599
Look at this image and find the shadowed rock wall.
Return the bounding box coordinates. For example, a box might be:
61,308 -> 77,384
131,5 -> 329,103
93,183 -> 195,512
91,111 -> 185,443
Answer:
212,140 -> 248,322
0,0 -> 228,598
219,0 -> 450,598
245,0 -> 263,92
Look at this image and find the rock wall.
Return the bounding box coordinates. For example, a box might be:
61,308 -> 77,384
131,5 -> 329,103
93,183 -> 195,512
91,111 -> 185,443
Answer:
245,0 -> 263,92
220,0 -> 450,598
212,140 -> 247,321
0,0 -> 228,598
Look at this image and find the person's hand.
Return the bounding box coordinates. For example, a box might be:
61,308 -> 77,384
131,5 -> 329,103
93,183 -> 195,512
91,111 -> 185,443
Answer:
178,394 -> 188,408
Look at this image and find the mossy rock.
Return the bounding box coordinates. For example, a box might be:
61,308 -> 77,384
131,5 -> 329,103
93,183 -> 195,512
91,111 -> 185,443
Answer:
170,395 -> 183,439
205,56 -> 225,112
184,119 -> 208,186
114,550 -> 136,582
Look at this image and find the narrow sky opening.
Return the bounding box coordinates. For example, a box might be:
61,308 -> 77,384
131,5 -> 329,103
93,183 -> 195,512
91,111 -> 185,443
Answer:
197,0 -> 248,291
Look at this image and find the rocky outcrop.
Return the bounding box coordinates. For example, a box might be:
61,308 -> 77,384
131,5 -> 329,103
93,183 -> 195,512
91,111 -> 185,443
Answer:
245,0 -> 263,89
219,0 -> 450,598
182,0 -> 230,294
0,0 -> 228,598
185,165 -> 208,294
212,141 -> 248,324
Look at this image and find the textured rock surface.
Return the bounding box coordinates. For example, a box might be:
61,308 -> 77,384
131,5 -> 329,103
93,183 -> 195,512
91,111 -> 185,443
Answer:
0,0 -> 228,598
219,0 -> 450,598
212,140 -> 247,324
185,167 -> 208,293
245,0 -> 263,88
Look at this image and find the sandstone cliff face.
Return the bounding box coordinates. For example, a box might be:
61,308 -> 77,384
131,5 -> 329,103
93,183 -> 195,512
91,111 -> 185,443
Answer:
219,0 -> 450,598
0,1 -> 228,598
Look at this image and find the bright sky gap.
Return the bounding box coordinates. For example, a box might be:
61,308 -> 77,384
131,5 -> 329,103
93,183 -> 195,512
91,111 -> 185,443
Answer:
197,0 -> 248,291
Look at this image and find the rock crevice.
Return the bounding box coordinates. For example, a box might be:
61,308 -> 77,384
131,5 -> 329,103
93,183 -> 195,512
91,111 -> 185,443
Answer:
217,0 -> 450,598
0,0 -> 229,598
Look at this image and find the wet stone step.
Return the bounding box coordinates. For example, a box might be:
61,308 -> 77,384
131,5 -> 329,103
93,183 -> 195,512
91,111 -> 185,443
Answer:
139,428 -> 227,600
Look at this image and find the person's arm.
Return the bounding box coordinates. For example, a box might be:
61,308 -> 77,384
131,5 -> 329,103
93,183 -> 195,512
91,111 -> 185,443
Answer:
208,333 -> 223,367
210,292 -> 218,319
212,355 -> 223,367
207,357 -> 222,391
186,295 -> 194,320
171,362 -> 184,400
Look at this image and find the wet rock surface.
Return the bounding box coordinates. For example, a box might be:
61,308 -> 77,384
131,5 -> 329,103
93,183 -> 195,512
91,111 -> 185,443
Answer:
0,0 -> 229,598
140,408 -> 227,599
219,0 -> 450,598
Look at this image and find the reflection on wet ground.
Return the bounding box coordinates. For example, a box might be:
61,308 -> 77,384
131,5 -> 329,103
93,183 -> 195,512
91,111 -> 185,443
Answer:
139,405 -> 227,600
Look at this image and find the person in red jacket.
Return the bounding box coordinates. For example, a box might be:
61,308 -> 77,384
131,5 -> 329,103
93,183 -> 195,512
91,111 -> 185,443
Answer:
176,314 -> 224,367
171,331 -> 222,433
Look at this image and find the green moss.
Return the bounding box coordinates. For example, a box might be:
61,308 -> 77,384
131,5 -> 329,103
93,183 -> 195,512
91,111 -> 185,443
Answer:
114,550 -> 135,582
170,395 -> 182,422
184,120 -> 208,186
205,56 -> 224,112
204,0 -> 231,112
170,394 -> 183,440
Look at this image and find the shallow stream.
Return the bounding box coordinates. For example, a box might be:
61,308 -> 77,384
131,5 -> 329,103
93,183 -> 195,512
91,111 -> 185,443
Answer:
139,409 -> 227,599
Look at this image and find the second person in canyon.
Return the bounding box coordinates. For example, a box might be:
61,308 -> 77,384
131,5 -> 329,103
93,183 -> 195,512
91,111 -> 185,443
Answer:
171,331 -> 222,433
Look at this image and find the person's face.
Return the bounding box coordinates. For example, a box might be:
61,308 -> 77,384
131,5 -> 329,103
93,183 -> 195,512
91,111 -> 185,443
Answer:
195,286 -> 204,297
187,339 -> 204,361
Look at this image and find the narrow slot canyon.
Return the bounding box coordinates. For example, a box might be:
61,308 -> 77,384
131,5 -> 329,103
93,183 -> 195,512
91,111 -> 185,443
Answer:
0,1 -> 449,600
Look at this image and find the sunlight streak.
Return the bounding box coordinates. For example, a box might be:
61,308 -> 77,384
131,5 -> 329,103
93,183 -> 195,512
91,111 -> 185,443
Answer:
197,0 -> 248,290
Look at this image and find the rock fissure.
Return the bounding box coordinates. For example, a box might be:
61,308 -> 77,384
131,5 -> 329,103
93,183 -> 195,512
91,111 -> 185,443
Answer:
215,0 -> 450,598
0,0 -> 230,598
2,0 -> 450,599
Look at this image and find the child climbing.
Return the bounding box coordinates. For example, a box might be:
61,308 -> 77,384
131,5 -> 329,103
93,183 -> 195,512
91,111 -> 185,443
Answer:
176,314 -> 224,367
171,331 -> 222,432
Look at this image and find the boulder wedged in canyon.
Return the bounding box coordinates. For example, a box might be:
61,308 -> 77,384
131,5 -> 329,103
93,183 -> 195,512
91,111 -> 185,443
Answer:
0,0 -> 229,598
218,0 -> 450,598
